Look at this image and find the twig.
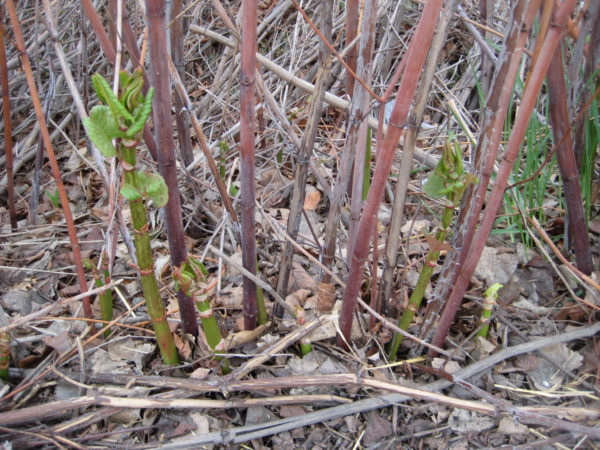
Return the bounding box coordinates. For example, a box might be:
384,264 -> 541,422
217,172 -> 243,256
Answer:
157,320 -> 600,446
189,24 -> 439,170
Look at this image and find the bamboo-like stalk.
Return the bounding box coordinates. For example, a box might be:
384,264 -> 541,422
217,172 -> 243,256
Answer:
146,0 -> 199,338
379,0 -> 459,313
5,0 -> 92,318
547,47 -> 594,275
84,256 -> 113,338
430,0 -> 580,354
121,143 -> 179,364
345,0 -> 359,98
83,70 -> 179,365
170,0 -> 193,167
0,332 -> 8,382
276,0 -> 333,301
99,252 -> 113,337
173,259 -> 224,350
347,0 -> 377,259
321,0 -> 377,285
240,0 -> 258,330
0,11 -> 17,231
338,0 -> 444,346
419,0 -> 541,345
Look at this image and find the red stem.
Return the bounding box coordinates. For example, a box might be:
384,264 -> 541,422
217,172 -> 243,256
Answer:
0,10 -> 17,230
430,0 -> 580,354
338,0 -> 444,346
5,0 -> 91,317
420,0 -> 542,337
146,0 -> 199,337
345,0 -> 358,98
240,0 -> 258,330
547,47 -> 593,275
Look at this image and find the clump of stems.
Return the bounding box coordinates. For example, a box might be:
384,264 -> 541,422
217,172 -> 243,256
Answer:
83,69 -> 179,365
388,138 -> 476,359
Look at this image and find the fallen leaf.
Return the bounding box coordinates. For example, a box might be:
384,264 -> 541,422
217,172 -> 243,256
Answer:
317,282 -> 335,312
107,338 -> 156,371
423,232 -> 453,253
221,321 -> 271,350
291,261 -> 317,292
279,405 -> 305,418
285,288 -> 312,309
448,408 -> 494,433
190,367 -> 211,380
303,189 -> 321,210
43,331 -> 72,356
474,246 -> 519,285
527,343 -> 583,391
364,411 -> 393,445
173,333 -> 192,360
497,416 -> 528,435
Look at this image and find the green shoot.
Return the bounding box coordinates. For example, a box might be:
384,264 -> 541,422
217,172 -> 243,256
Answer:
83,256 -> 113,338
45,188 -> 60,209
83,69 -> 179,365
388,137 -> 477,359
173,256 -> 229,373
476,283 -> 502,339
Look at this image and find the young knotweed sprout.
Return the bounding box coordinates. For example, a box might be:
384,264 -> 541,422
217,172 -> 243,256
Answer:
83,69 -> 179,365
476,283 -> 502,339
388,137 -> 478,360
173,257 -> 229,373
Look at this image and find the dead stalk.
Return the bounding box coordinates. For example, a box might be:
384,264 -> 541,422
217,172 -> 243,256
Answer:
430,0 -> 580,353
5,0 -> 92,317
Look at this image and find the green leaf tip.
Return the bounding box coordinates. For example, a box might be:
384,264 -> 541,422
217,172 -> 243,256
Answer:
484,283 -> 503,299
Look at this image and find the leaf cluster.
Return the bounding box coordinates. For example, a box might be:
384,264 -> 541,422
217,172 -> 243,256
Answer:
83,69 -> 154,158
423,136 -> 478,204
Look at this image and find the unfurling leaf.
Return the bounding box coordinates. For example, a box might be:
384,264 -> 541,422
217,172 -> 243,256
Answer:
423,173 -> 445,198
91,74 -> 133,125
137,171 -> 168,207
83,106 -> 122,157
122,70 -> 144,111
120,182 -> 141,201
126,87 -> 154,138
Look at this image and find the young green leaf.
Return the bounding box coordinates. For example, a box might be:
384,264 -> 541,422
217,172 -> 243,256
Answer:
91,73 -> 134,124
423,172 -> 445,198
120,181 -> 142,201
126,87 -> 154,138
123,71 -> 144,111
83,106 -> 121,157
137,170 -> 168,207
